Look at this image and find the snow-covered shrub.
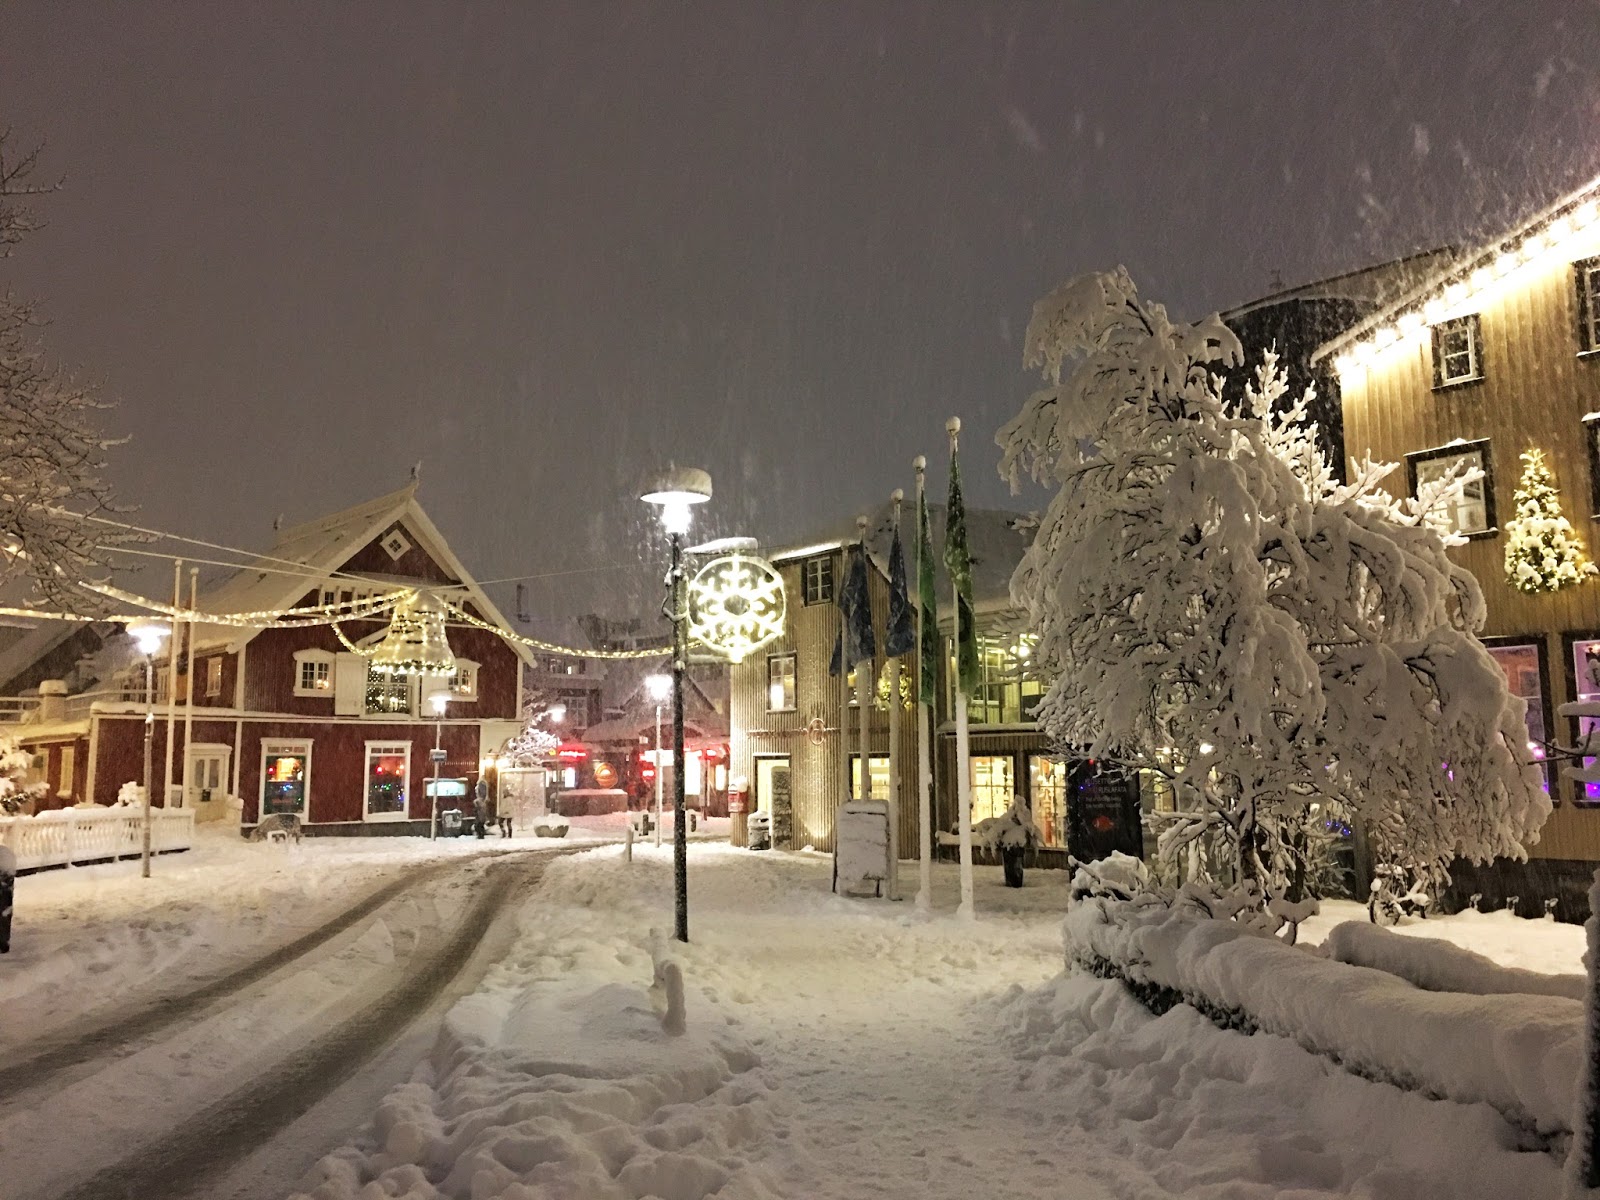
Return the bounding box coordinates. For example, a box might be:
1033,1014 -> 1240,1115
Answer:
998,269 -> 1547,896
116,780 -> 143,806
973,794 -> 1039,851
1325,920 -> 1585,1001
0,732 -> 38,815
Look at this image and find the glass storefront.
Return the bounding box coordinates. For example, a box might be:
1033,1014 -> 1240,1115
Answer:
849,754 -> 891,801
1027,755 -> 1067,847
261,740 -> 310,818
970,754 -> 1015,824
1486,641 -> 1549,794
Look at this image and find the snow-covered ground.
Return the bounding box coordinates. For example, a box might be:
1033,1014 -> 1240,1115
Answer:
0,819 -> 621,1056
291,848 -> 1572,1200
1300,898 -> 1586,975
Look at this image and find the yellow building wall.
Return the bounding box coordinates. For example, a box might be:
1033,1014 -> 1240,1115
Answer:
1339,236 -> 1600,860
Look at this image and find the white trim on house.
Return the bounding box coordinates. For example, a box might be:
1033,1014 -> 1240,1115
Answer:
449,658 -> 479,701
293,649 -> 336,697
363,740 -> 412,822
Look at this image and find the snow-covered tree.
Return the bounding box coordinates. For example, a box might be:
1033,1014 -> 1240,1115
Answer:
503,683 -> 564,764
0,730 -> 38,814
1,128 -> 129,611
998,268 -> 1548,892
1503,448 -> 1597,594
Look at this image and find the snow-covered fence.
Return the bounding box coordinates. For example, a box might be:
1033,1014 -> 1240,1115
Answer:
0,807 -> 195,871
1066,890 -> 1583,1137
1325,920 -> 1587,1002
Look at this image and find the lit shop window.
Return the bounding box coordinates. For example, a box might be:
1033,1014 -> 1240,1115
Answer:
261,740 -> 311,818
767,653 -> 797,712
970,755 -> 1015,825
365,742 -> 410,820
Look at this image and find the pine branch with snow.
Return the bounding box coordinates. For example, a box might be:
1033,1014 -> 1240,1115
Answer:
1503,448 -> 1597,594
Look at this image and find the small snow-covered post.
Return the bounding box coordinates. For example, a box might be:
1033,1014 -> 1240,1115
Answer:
1568,869 -> 1600,1196
913,456 -> 935,912
946,418 -> 976,920
625,819 -> 634,863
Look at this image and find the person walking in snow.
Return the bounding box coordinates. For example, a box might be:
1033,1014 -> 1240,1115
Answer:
473,776 -> 488,839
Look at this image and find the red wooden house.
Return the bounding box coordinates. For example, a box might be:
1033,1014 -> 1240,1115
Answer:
5,484 -> 530,835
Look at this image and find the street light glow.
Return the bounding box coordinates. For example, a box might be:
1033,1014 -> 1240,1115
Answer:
646,673 -> 672,702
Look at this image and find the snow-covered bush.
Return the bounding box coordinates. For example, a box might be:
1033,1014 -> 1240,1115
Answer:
998,269 -> 1547,895
0,731 -> 38,815
116,780 -> 143,806
1325,920 -> 1586,1001
973,794 -> 1039,851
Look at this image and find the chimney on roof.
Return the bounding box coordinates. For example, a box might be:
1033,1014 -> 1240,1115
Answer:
38,679 -> 67,722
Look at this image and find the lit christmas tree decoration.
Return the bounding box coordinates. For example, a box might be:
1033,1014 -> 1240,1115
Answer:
1503,448 -> 1598,593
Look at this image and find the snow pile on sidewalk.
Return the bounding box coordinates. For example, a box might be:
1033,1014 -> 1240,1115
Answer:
1324,919 -> 1587,1000
293,848 -> 783,1200
1065,888 -> 1584,1135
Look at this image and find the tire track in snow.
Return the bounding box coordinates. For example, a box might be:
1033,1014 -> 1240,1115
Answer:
0,854 -> 473,1104
48,853 -> 552,1200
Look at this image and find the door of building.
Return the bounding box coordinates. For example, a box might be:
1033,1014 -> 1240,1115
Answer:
754,755 -> 792,849
186,745 -> 231,810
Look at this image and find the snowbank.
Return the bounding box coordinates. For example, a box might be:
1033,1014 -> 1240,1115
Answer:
1325,919 -> 1587,1001
1065,893 -> 1584,1135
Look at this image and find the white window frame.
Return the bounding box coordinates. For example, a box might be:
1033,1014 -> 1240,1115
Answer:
766,652 -> 797,713
260,738 -> 312,821
1407,440 -> 1494,538
380,527 -> 413,561
293,649 -> 336,696
204,656 -> 223,698
801,555 -> 834,605
57,743 -> 76,798
449,658 -> 479,701
363,740 -> 412,822
364,660 -> 414,717
1432,315 -> 1482,386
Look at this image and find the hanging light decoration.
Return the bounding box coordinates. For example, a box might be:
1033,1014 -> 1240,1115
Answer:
369,593 -> 457,676
687,551 -> 786,664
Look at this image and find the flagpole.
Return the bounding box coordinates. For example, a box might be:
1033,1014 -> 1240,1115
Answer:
855,516 -> 870,801
948,418 -> 976,921
913,456 -> 933,912
886,490 -> 903,902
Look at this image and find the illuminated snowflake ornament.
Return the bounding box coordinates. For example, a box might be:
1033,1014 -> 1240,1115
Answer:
687,553 -> 786,663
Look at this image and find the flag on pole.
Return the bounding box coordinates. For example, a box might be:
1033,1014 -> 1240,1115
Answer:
829,537 -> 876,675
945,443 -> 979,694
883,521 -> 915,659
916,477 -> 939,705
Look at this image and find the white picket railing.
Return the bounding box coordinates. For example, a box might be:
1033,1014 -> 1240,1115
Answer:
0,807 -> 196,870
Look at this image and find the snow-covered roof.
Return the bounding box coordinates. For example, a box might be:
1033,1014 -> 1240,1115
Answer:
1220,248 -> 1458,323
770,502 -> 1032,613
1313,175 -> 1600,365
191,483 -> 534,665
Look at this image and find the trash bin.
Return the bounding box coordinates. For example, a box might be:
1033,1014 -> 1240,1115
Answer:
747,810 -> 772,851
440,807 -> 464,837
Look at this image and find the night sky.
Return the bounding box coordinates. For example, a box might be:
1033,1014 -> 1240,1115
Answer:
5,2 -> 1600,634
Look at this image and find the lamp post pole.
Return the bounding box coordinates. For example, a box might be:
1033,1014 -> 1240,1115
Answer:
655,701 -> 664,848
430,692 -> 447,840
141,653 -> 155,878
671,528 -> 688,942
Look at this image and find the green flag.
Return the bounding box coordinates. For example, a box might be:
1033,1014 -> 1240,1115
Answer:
944,443 -> 980,694
916,481 -> 940,705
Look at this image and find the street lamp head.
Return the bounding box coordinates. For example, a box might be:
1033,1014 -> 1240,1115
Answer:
126,621 -> 170,657
430,692 -> 450,716
645,673 -> 672,702
641,466 -> 712,536
548,702 -> 567,724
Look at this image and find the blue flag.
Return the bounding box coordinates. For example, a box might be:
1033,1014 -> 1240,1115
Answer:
829,538 -> 876,675
884,521 -> 915,659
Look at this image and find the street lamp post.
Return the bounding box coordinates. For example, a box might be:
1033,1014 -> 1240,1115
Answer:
128,622 -> 170,879
429,691 -> 448,840
641,467 -> 712,944
646,673 -> 671,848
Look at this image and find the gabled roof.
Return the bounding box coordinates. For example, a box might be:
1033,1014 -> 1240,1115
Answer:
1312,176 -> 1600,366
192,483 -> 535,665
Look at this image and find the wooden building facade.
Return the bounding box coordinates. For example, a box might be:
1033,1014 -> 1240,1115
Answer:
1319,178 -> 1600,914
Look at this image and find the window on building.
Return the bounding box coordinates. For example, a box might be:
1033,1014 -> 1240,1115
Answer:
849,753 -> 890,801
949,630 -> 1042,725
1028,755 -> 1067,848
1578,258 -> 1600,353
205,657 -> 223,698
57,744 -> 76,798
364,741 -> 411,820
294,650 -> 334,696
1486,641 -> 1550,796
1572,637 -> 1600,805
802,555 -> 834,605
970,754 -> 1015,825
767,653 -> 797,712
449,659 -> 478,700
365,663 -> 412,716
1406,441 -> 1494,537
261,739 -> 311,819
1431,315 -> 1483,387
